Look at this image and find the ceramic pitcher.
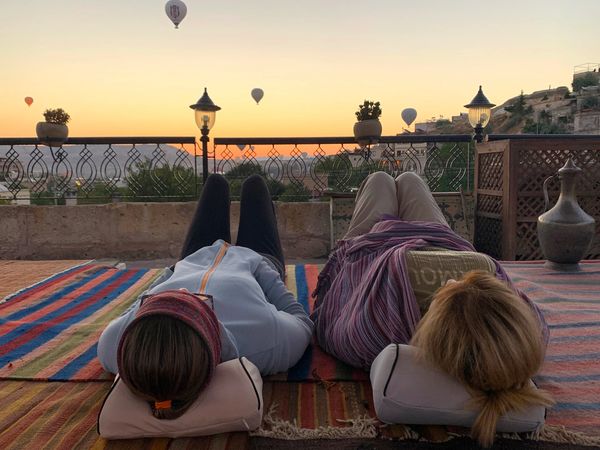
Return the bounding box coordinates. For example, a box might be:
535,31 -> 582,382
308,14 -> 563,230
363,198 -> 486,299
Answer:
537,158 -> 595,269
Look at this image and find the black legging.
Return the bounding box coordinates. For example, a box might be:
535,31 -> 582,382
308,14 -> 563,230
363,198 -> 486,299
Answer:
179,174 -> 285,277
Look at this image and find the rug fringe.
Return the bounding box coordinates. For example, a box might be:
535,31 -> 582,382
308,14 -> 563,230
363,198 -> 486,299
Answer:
531,425 -> 600,447
450,424 -> 600,448
250,404 -> 383,440
252,406 -> 600,446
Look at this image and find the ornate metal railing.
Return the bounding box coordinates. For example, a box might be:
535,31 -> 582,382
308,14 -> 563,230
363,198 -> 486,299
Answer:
0,137 -> 198,203
0,134 -> 473,203
213,135 -> 473,200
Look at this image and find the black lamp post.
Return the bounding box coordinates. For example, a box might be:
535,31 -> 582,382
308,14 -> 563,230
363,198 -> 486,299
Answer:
190,88 -> 221,182
464,86 -> 495,143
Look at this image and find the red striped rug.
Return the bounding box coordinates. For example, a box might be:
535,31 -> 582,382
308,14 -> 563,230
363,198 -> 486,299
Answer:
0,263 -> 163,381
0,263 -> 366,382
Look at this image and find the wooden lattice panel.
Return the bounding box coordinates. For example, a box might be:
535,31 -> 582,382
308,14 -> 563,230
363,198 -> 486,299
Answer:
517,196 -> 548,221
514,145 -> 599,260
570,150 -> 600,192
478,194 -> 503,216
476,139 -> 600,261
516,222 -> 544,260
516,148 -> 571,193
474,216 -> 502,259
580,196 -> 600,259
587,233 -> 600,260
477,152 -> 503,191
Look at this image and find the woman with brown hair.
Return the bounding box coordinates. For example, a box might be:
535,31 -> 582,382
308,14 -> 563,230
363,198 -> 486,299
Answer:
98,174 -> 313,419
312,171 -> 551,446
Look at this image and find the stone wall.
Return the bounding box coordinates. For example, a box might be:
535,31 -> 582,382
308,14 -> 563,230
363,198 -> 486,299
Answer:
0,201 -> 330,260
0,194 -> 475,261
574,110 -> 600,134
330,193 -> 474,246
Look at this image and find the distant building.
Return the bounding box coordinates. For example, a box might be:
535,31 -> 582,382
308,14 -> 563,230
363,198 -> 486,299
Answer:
0,183 -> 30,205
414,121 -> 437,134
573,63 -> 600,82
451,113 -> 468,124
574,109 -> 600,134
573,64 -> 600,134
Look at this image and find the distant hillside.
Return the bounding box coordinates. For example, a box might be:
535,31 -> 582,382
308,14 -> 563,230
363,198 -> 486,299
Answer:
488,87 -> 575,134
418,72 -> 600,135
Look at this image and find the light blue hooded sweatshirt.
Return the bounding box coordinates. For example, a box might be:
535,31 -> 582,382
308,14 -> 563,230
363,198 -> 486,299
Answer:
97,240 -> 313,375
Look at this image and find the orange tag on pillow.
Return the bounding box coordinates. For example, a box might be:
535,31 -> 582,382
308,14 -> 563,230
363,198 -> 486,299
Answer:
154,400 -> 172,410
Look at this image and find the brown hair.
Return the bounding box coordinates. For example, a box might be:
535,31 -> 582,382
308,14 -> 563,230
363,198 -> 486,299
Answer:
410,271 -> 553,447
119,315 -> 211,420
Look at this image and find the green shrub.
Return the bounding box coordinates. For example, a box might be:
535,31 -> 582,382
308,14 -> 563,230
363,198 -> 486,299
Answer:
572,73 -> 599,92
43,108 -> 70,125
355,100 -> 382,121
278,183 -> 311,202
125,160 -> 199,201
581,96 -> 600,110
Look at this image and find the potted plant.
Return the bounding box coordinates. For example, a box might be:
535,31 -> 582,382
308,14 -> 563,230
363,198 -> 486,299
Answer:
353,100 -> 382,146
36,108 -> 70,146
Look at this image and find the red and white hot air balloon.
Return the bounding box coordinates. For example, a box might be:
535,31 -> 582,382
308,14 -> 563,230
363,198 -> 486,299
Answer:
165,0 -> 187,29
24,97 -> 33,107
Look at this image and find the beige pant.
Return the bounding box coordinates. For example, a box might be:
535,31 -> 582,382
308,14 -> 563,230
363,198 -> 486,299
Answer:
344,171 -> 448,239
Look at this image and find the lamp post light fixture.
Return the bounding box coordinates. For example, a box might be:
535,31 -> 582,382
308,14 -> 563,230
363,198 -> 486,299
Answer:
464,85 -> 495,143
190,87 -> 221,182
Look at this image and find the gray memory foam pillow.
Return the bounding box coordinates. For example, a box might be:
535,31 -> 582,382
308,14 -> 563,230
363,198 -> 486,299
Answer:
370,344 -> 545,432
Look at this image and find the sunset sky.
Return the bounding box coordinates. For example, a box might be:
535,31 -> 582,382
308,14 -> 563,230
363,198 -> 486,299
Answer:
1,0 -> 598,139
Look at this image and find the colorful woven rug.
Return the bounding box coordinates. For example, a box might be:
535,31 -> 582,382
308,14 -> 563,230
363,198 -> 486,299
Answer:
1,260 -> 600,449
0,262 -> 366,382
0,263 -> 163,381
275,264 -> 367,382
503,261 -> 600,437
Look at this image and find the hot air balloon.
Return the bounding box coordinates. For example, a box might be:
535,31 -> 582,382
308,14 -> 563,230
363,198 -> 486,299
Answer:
251,88 -> 264,105
401,108 -> 417,127
24,97 -> 33,107
165,0 -> 187,29
236,144 -> 246,151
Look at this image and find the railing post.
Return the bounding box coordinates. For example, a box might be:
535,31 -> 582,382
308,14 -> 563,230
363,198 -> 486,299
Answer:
201,128 -> 209,182
193,141 -> 199,196
467,142 -> 471,192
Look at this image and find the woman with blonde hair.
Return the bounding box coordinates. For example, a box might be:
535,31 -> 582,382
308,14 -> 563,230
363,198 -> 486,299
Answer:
411,270 -> 553,447
312,171 -> 551,446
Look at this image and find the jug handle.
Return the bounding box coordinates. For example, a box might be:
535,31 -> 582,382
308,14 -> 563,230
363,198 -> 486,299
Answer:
542,174 -> 557,212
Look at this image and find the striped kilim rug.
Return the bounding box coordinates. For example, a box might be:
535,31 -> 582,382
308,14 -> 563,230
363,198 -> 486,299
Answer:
0,263 -> 163,381
272,264 -> 367,382
0,260 -> 599,449
503,261 -> 600,437
0,262 -> 366,382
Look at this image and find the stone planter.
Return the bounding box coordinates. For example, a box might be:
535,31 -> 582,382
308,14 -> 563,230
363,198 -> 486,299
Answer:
353,119 -> 382,146
36,122 -> 69,147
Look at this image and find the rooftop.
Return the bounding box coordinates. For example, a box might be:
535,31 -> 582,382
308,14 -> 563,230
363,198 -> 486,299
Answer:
1,133 -> 599,449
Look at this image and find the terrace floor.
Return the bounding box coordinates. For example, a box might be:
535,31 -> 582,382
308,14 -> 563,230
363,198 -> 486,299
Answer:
1,259 -> 599,449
